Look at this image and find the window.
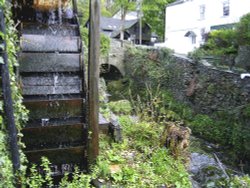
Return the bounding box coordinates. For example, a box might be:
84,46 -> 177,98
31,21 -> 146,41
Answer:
200,5 -> 206,20
223,1 -> 230,16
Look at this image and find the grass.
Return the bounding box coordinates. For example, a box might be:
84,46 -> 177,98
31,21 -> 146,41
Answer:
90,115 -> 192,187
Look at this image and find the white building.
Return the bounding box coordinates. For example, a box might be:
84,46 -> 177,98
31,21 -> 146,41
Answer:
164,0 -> 250,54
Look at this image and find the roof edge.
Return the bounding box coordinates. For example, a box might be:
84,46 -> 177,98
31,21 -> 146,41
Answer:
167,0 -> 184,7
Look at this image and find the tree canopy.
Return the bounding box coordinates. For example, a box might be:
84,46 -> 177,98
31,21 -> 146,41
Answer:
142,0 -> 175,40
235,13 -> 250,46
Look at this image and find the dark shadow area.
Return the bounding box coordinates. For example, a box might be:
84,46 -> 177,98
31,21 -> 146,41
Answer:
100,64 -> 123,81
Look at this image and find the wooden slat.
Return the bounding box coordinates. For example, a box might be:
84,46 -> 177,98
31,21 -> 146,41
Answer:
22,85 -> 81,95
20,35 -> 80,52
22,124 -> 86,150
19,53 -> 80,72
21,74 -> 81,86
23,99 -> 83,119
25,116 -> 84,128
25,146 -> 86,164
23,94 -> 82,101
22,23 -> 79,36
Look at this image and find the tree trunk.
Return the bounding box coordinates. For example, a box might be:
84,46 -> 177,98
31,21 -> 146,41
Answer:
120,8 -> 126,41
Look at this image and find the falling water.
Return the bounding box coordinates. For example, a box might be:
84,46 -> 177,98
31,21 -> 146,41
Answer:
49,26 -> 57,35
48,10 -> 56,25
58,0 -> 62,25
53,73 -> 59,94
41,118 -> 50,126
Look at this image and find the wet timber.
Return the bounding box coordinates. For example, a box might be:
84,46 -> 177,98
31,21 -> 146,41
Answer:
17,3 -> 88,176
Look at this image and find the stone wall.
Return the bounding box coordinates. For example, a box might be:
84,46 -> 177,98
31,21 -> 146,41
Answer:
165,54 -> 250,115
117,46 -> 250,165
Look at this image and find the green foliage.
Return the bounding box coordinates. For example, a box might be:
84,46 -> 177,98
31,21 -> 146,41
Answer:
100,32 -> 111,56
91,115 -> 192,187
243,104 -> 250,118
0,131 -> 15,188
202,29 -> 237,55
59,167 -> 92,188
26,164 -> 45,188
151,149 -> 191,187
214,175 -> 250,188
113,0 -> 136,16
188,48 -> 207,62
124,46 -> 173,91
0,0 -> 28,186
80,26 -> 110,57
40,157 -> 53,187
111,46 -> 250,167
188,107 -> 250,160
235,13 -> 250,46
122,119 -> 161,150
24,158 -> 92,188
142,0 -> 175,40
78,0 -> 113,25
108,100 -> 132,115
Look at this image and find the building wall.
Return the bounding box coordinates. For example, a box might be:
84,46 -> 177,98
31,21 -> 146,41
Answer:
164,0 -> 250,54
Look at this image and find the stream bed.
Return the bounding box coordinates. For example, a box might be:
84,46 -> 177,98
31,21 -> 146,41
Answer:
189,136 -> 245,187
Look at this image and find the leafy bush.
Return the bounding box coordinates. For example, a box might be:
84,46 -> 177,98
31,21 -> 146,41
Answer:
90,115 -> 191,187
235,13 -> 250,46
188,48 -> 207,62
0,0 -> 28,186
108,100 -> 132,115
124,46 -> 173,90
80,26 -> 110,57
190,114 -> 215,136
202,29 -> 237,56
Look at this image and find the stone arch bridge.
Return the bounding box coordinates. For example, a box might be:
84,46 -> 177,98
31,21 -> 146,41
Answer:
100,40 -> 126,80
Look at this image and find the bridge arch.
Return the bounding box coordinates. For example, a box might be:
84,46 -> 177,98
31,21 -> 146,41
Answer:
100,63 -> 123,80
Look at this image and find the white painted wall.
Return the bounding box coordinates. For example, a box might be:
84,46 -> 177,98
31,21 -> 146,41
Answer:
164,0 -> 250,54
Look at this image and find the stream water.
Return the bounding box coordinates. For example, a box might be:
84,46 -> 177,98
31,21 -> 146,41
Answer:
189,136 -> 245,187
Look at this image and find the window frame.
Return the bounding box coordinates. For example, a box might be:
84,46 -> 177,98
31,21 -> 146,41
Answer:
199,4 -> 206,20
223,0 -> 230,16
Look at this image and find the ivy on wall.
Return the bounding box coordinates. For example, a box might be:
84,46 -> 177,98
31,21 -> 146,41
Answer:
0,1 -> 28,186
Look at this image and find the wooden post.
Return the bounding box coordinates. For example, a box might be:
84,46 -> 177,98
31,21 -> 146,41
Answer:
88,0 -> 100,164
72,0 -> 78,15
0,10 -> 20,172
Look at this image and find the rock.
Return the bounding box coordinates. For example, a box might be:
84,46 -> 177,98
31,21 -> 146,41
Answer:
235,46 -> 250,71
189,153 -> 217,175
